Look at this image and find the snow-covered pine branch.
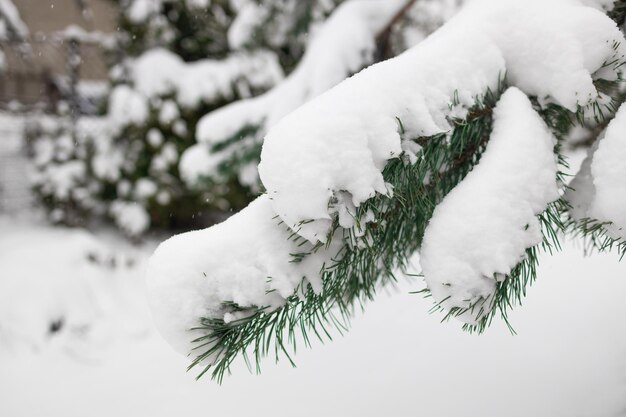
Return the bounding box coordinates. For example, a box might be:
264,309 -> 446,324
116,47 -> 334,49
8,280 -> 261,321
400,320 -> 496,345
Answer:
147,0 -> 626,381
180,0 -> 463,190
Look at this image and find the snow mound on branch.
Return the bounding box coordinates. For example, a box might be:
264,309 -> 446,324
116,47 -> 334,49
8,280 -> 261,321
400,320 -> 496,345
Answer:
128,48 -> 284,109
181,0 -> 409,186
589,105 -> 626,239
258,0 -> 625,243
146,195 -> 341,357
420,87 -> 559,321
568,103 -> 626,240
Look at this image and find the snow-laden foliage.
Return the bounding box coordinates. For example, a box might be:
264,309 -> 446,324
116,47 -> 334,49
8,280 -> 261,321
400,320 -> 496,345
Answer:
30,0 -> 353,236
420,88 -> 560,323
181,0 -> 465,190
146,0 -> 626,380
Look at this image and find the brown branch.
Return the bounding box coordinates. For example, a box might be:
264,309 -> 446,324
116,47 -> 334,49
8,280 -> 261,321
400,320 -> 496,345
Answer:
374,0 -> 418,62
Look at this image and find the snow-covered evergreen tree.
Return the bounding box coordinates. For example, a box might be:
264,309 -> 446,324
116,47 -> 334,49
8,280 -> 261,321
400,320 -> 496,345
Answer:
146,0 -> 626,382
30,0 -> 348,235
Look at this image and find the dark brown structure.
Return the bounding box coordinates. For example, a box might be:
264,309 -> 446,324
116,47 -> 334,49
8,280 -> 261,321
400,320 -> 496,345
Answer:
0,0 -> 118,109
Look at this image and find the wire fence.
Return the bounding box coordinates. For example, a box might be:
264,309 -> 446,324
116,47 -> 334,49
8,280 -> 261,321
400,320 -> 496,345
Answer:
0,37 -> 111,113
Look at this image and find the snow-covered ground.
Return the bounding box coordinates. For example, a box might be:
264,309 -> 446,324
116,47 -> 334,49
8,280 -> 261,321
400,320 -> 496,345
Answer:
0,212 -> 625,417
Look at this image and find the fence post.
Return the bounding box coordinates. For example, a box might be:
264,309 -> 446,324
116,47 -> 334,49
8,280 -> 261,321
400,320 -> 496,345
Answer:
66,37 -> 81,141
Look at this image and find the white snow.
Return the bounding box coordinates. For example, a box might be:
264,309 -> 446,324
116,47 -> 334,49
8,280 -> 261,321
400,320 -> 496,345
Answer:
0,219 -> 149,354
128,48 -> 283,109
32,160 -> 87,201
588,104 -> 626,239
420,88 -> 559,320
150,143 -> 178,173
92,143 -> 124,182
182,0 -> 409,186
566,142 -> 597,223
179,144 -> 228,185
108,85 -> 149,129
126,0 -> 161,23
148,0 -> 626,358
146,195 -> 341,357
57,24 -> 116,48
147,128 -> 164,148
126,0 -> 209,22
158,100 -> 179,125
227,1 -> 267,50
2,218 -> 626,417
258,0 -> 625,243
568,103 -> 626,240
134,178 -> 158,200
110,201 -> 151,237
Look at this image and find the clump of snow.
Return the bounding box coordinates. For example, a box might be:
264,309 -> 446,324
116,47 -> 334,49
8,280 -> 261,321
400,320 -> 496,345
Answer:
258,0 -> 625,243
589,105 -> 626,239
92,137 -> 125,182
126,0 -> 161,23
134,178 -> 158,200
108,85 -> 149,129
158,100 -> 179,125
150,143 -> 178,173
568,103 -> 626,240
127,48 -> 283,109
146,195 -> 341,357
227,1 -> 267,50
179,144 -> 228,186
57,24 -> 116,48
147,128 -> 164,148
566,142 -> 599,222
126,0 -> 210,23
31,160 -> 87,201
420,88 -> 559,321
110,201 -> 151,237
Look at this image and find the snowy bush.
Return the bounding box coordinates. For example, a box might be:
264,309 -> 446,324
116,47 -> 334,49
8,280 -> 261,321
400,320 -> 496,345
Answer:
29,116 -> 110,226
30,0 -> 354,236
30,47 -> 282,234
145,0 -> 626,381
